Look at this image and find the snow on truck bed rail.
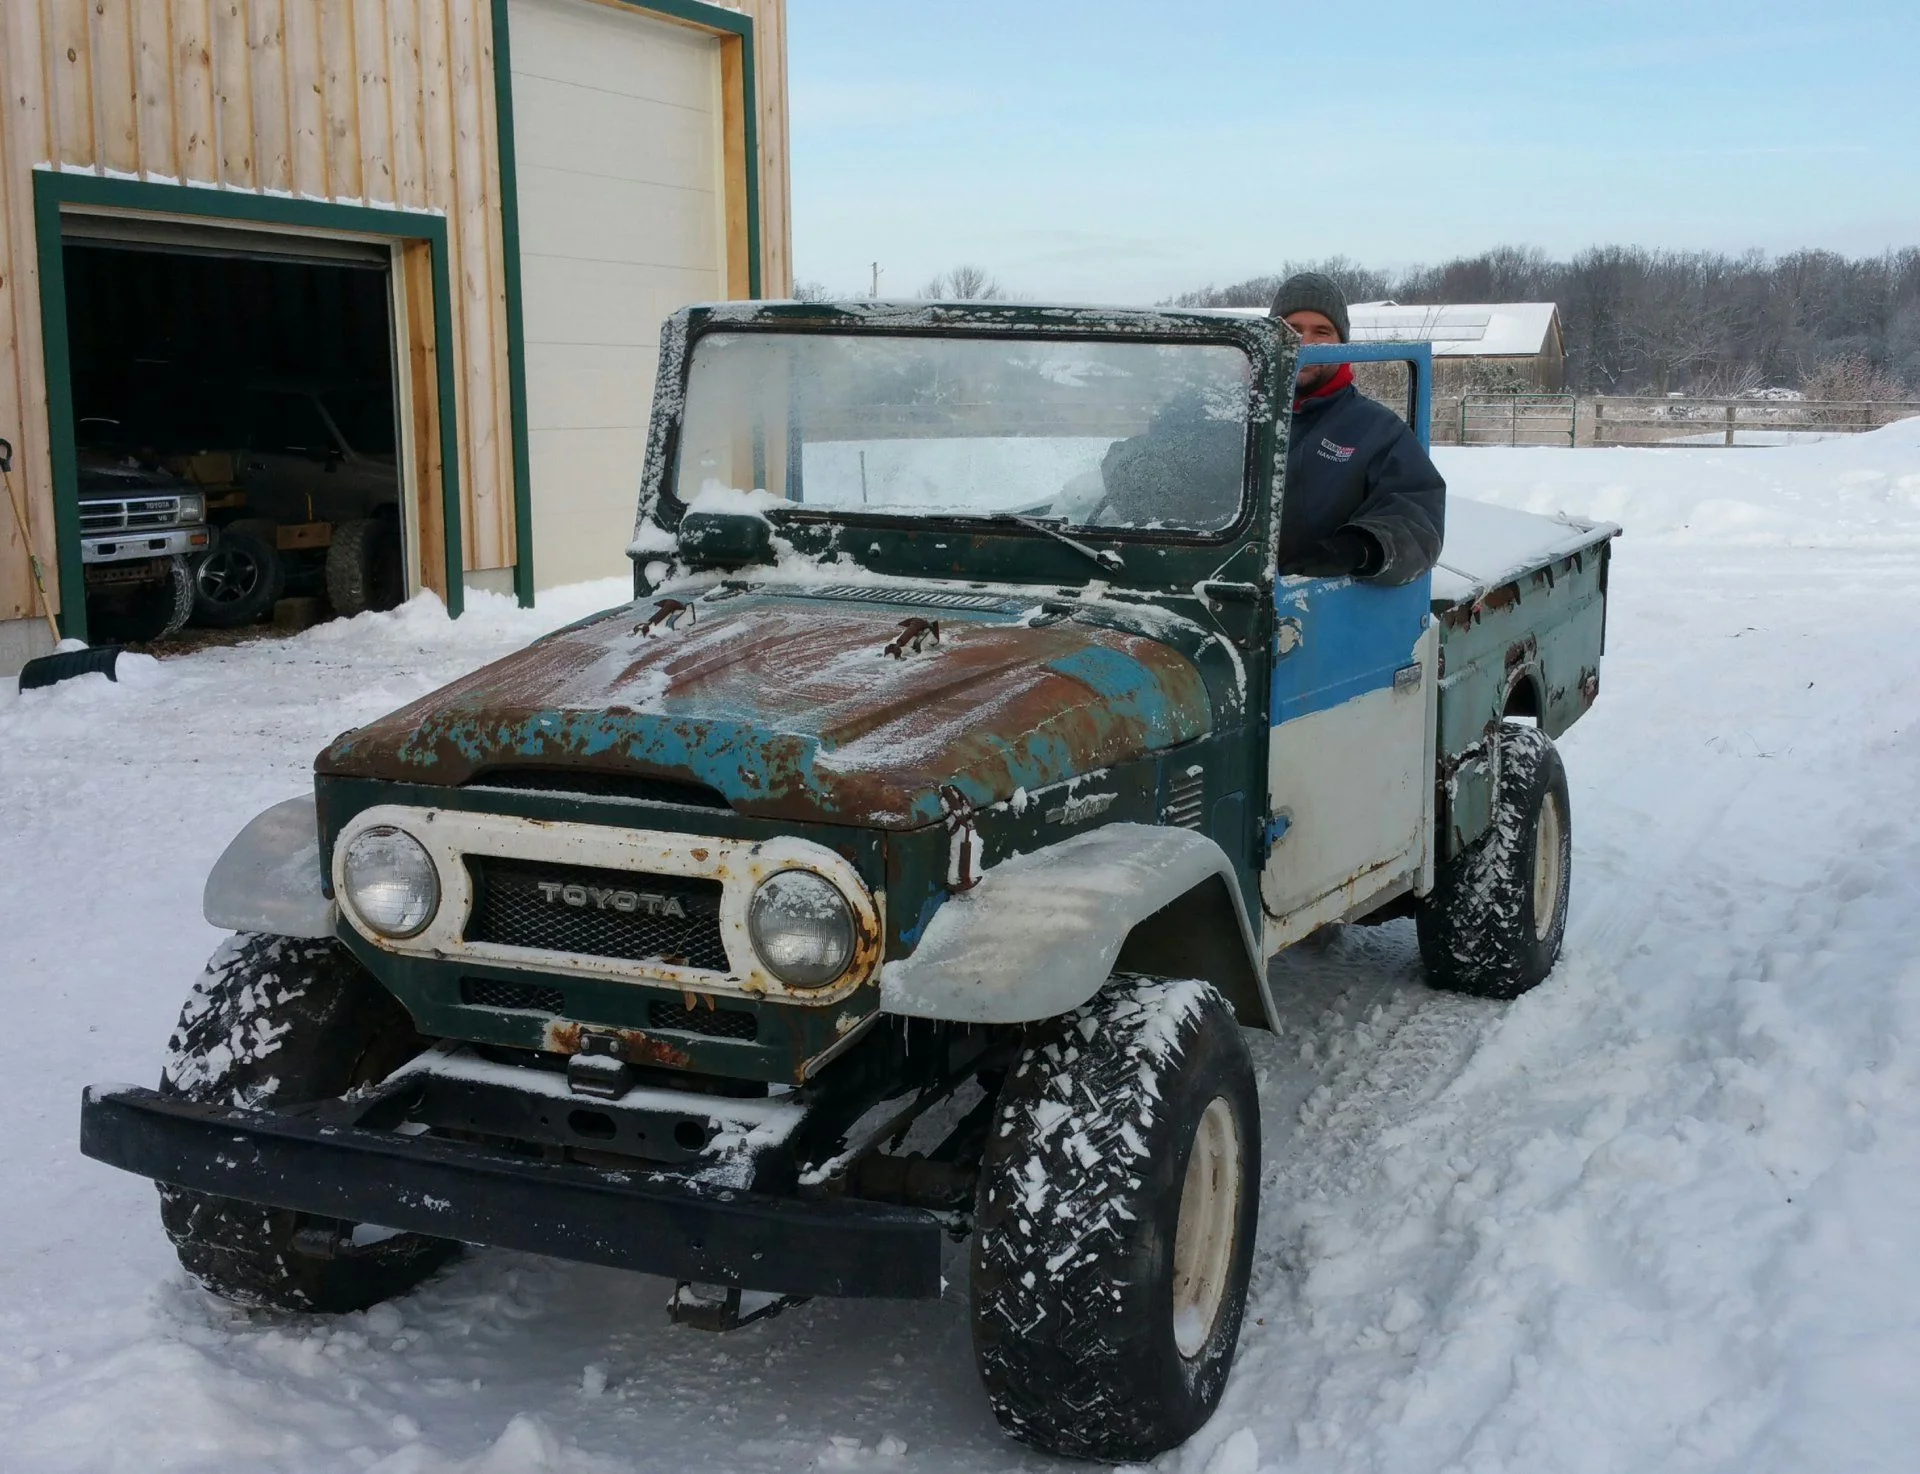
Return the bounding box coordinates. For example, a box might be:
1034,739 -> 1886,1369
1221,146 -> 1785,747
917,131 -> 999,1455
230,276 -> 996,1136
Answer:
3,426 -> 1920,1470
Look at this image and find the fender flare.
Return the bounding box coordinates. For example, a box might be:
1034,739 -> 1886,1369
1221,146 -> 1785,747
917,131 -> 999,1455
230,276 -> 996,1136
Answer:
879,823 -> 1274,1029
202,795 -> 337,939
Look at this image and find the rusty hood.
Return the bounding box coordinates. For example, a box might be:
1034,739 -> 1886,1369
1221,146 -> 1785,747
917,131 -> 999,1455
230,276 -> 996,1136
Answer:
316,590 -> 1211,828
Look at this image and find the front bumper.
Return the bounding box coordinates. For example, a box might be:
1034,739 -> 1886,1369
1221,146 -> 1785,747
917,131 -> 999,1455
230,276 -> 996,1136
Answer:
82,527 -> 208,564
80,1084 -> 944,1299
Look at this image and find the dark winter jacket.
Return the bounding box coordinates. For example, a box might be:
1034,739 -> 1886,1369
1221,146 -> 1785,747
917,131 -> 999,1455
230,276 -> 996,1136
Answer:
1281,380 -> 1445,585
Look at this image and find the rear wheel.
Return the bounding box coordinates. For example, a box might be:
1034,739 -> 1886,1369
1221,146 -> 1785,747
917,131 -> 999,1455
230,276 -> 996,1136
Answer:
326,516 -> 404,616
192,521 -> 285,627
1416,721 -> 1572,999
158,933 -> 457,1312
971,977 -> 1259,1462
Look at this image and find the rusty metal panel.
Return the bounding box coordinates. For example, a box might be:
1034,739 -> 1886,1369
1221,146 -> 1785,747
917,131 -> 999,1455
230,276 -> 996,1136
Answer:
318,588 -> 1211,829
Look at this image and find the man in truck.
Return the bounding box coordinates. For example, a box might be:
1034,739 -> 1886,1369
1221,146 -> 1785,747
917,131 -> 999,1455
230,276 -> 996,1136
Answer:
1270,271 -> 1446,584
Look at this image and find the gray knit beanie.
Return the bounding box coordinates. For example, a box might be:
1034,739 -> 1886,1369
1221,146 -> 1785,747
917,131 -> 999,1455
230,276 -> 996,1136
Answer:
1269,271 -> 1350,342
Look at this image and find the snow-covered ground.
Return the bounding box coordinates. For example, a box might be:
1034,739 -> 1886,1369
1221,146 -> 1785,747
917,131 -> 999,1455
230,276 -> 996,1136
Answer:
3,423 -> 1920,1472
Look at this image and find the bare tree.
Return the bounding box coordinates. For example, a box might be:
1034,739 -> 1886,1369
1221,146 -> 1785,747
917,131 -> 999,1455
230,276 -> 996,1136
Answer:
920,264 -> 1007,301
790,278 -> 833,302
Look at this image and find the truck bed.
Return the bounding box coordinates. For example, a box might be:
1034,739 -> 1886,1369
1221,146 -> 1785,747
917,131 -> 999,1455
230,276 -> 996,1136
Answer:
1428,498 -> 1618,854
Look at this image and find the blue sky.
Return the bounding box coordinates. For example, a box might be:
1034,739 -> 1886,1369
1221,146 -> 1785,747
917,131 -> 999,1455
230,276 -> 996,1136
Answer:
786,0 -> 1920,303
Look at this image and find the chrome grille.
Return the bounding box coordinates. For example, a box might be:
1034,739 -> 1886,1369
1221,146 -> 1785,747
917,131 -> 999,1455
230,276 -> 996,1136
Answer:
1162,766 -> 1205,830
648,1000 -> 759,1040
465,858 -> 729,970
79,497 -> 182,535
460,977 -> 567,1014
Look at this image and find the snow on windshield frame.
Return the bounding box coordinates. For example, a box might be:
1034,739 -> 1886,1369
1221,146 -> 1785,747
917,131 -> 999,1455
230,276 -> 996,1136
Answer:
635,302 -> 1288,553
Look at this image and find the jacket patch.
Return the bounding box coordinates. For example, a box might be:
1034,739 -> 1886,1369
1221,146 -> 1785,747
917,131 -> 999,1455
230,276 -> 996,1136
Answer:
1317,437 -> 1356,463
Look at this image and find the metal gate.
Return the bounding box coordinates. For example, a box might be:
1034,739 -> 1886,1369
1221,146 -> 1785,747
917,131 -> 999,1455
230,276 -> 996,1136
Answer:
1458,392 -> 1576,447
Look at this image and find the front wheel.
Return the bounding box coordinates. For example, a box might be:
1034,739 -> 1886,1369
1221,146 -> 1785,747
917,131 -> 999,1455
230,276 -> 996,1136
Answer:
158,933 -> 457,1312
90,556 -> 193,643
1416,721 -> 1572,999
971,977 -> 1259,1462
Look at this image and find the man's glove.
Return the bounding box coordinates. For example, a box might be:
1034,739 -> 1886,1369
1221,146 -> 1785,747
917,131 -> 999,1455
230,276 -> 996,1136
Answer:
1286,527 -> 1383,579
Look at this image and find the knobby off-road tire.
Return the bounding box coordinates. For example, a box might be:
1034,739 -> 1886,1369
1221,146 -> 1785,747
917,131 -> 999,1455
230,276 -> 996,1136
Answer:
93,555 -> 193,643
157,933 -> 457,1312
326,516 -> 404,616
971,977 -> 1260,1463
1416,721 -> 1572,999
192,521 -> 284,627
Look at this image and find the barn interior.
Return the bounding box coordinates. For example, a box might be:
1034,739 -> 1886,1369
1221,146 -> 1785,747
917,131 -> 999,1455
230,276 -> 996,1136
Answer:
61,219 -> 409,641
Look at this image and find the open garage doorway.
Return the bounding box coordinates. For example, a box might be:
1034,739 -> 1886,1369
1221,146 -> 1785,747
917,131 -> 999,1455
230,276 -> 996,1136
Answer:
59,216 -> 411,644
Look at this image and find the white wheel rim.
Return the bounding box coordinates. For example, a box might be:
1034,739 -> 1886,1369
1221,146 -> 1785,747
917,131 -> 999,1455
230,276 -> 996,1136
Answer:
1532,794 -> 1564,942
1171,1097 -> 1241,1359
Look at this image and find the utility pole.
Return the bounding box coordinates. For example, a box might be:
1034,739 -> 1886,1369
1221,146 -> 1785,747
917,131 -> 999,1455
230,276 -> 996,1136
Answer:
870,261 -> 881,298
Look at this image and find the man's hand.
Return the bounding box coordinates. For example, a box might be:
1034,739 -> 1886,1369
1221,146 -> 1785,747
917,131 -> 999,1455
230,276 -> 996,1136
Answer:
1285,527 -> 1383,579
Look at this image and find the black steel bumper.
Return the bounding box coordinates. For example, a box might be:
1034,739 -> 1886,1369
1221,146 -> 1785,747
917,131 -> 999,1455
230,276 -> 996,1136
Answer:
79,1085 -> 945,1299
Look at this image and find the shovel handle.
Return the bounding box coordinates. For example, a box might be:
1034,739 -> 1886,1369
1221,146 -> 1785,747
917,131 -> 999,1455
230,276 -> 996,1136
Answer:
1,442 -> 65,645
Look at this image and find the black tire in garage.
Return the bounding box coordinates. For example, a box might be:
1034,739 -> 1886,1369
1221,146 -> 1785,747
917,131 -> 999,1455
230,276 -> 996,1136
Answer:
157,933 -> 458,1312
971,977 -> 1260,1462
326,515 -> 405,616
192,520 -> 285,628
1416,721 -> 1572,999
90,554 -> 194,644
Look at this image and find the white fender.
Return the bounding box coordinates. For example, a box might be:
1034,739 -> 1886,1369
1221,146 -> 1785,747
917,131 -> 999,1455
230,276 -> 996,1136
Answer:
879,823 -> 1270,1026
202,795 -> 336,939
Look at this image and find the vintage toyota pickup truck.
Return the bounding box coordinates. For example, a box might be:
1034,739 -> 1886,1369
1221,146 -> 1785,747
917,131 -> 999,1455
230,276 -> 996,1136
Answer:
81,302 -> 1614,1462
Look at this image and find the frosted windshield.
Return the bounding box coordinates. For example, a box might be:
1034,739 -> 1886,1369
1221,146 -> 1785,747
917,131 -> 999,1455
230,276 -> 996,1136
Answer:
673,331 -> 1252,533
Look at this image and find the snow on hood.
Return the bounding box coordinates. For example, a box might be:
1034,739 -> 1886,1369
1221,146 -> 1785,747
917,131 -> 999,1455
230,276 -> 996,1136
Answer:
316,587 -> 1209,828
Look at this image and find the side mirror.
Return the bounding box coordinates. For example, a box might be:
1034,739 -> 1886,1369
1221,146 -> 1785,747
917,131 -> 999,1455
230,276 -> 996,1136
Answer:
677,510 -> 774,569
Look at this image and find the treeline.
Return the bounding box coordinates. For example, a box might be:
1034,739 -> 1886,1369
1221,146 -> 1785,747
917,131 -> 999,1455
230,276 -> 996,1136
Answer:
1170,246 -> 1920,398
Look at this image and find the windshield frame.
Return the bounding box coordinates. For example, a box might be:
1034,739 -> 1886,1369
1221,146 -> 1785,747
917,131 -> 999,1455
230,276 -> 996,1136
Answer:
647,305 -> 1286,553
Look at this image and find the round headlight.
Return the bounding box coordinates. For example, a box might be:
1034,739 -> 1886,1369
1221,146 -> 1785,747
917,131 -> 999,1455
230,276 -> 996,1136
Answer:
748,870 -> 856,988
342,826 -> 440,938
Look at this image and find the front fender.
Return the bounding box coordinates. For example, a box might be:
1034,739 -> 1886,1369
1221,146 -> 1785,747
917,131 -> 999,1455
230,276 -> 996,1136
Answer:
879,823 -> 1270,1027
202,795 -> 336,939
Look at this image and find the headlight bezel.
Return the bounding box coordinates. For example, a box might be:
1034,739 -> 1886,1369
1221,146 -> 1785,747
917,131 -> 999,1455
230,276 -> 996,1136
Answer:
340,824 -> 441,939
746,868 -> 859,989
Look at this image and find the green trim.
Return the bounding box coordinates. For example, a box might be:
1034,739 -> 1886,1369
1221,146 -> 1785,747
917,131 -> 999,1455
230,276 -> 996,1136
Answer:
29,170 -> 466,633
739,25 -> 763,298
489,0 -> 538,608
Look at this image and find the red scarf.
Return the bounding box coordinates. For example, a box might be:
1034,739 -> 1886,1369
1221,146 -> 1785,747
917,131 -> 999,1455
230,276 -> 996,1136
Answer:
1293,362 -> 1354,411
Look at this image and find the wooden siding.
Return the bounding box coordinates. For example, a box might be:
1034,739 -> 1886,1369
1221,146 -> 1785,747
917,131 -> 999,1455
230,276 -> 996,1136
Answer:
0,0 -> 789,624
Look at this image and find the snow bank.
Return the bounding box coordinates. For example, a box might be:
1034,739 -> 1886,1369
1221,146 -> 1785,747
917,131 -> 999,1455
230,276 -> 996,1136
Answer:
1437,415 -> 1920,547
3,429 -> 1920,1471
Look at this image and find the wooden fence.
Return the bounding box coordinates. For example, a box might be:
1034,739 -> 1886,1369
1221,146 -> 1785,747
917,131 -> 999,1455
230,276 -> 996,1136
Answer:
1591,398 -> 1920,447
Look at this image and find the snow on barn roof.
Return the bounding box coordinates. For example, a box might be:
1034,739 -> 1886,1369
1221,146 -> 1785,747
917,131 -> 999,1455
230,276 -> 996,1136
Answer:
1346,301 -> 1560,358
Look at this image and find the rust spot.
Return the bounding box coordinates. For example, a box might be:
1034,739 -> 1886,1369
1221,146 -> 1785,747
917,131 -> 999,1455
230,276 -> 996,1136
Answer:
690,847 -> 710,862
543,1019 -> 693,1069
316,594 -> 1209,829
883,617 -> 942,659
1579,669 -> 1600,706
1504,636 -> 1538,672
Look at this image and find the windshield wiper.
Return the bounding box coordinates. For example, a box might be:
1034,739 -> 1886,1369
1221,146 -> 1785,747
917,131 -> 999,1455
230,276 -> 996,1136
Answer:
982,514 -> 1125,572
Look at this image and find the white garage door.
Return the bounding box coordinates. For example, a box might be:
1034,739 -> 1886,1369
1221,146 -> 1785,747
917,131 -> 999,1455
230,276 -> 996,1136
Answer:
508,0 -> 726,590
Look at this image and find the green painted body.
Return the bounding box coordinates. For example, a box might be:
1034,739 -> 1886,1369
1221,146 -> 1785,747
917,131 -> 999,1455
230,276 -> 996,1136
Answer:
311,302 -> 1610,1083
